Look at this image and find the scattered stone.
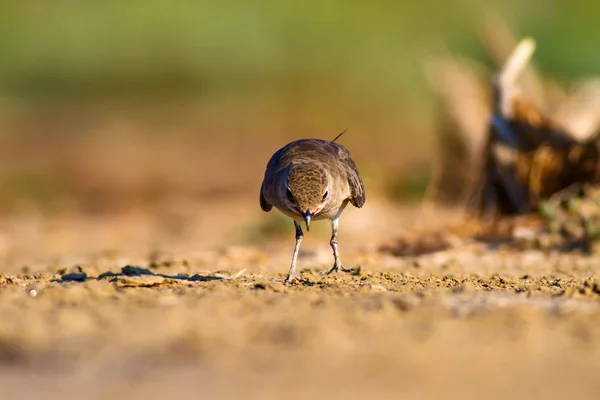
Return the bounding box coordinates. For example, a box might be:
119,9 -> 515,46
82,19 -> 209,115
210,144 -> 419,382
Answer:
188,274 -> 222,282
98,271 -> 117,280
254,282 -> 267,290
61,273 -> 87,282
121,265 -> 153,276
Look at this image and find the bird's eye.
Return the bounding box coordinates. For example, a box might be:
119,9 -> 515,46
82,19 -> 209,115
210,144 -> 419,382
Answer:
322,190 -> 328,201
286,187 -> 294,201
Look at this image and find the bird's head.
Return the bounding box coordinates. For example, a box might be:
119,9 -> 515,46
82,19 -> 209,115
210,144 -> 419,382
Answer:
285,164 -> 330,231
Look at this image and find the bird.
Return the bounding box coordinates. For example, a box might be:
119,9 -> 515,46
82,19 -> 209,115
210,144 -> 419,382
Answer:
259,132 -> 366,283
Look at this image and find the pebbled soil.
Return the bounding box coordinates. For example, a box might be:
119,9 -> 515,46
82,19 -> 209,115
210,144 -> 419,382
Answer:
0,203 -> 600,399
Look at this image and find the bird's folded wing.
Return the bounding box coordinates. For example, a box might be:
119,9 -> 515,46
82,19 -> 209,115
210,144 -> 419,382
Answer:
328,142 -> 366,208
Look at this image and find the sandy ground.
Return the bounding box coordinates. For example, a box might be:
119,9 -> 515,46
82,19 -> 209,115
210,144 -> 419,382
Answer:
0,196 -> 599,399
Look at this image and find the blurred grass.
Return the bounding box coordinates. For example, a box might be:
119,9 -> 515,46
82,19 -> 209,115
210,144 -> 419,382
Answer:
2,1 -> 599,102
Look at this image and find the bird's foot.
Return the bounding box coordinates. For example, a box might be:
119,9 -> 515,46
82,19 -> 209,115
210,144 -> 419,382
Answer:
284,273 -> 296,284
321,263 -> 356,276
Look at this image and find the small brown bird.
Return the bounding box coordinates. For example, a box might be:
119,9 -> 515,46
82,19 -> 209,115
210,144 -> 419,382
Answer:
259,133 -> 366,283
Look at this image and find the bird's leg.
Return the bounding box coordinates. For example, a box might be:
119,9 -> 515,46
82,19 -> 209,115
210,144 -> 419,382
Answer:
285,221 -> 303,283
324,217 -> 355,275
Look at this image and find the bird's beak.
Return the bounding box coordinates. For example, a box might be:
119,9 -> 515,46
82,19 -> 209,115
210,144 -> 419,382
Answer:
302,211 -> 313,231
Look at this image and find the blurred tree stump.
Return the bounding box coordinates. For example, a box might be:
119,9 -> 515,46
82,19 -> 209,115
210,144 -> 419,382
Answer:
382,19 -> 600,256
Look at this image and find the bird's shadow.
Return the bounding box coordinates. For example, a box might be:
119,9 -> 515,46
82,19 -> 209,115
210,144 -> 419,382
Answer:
56,265 -> 224,283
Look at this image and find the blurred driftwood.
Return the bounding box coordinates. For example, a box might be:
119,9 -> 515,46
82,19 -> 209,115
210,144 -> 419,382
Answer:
382,20 -> 600,257
424,20 -> 600,211
471,37 -> 600,219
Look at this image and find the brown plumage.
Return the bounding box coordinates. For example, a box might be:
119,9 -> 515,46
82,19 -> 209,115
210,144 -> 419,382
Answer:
260,137 -> 365,283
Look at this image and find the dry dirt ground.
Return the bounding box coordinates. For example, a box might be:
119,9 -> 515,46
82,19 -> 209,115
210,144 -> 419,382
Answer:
1,196 -> 599,399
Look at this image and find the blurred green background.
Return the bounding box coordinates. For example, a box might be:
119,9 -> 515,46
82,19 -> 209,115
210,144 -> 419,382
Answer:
0,0 -> 598,212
